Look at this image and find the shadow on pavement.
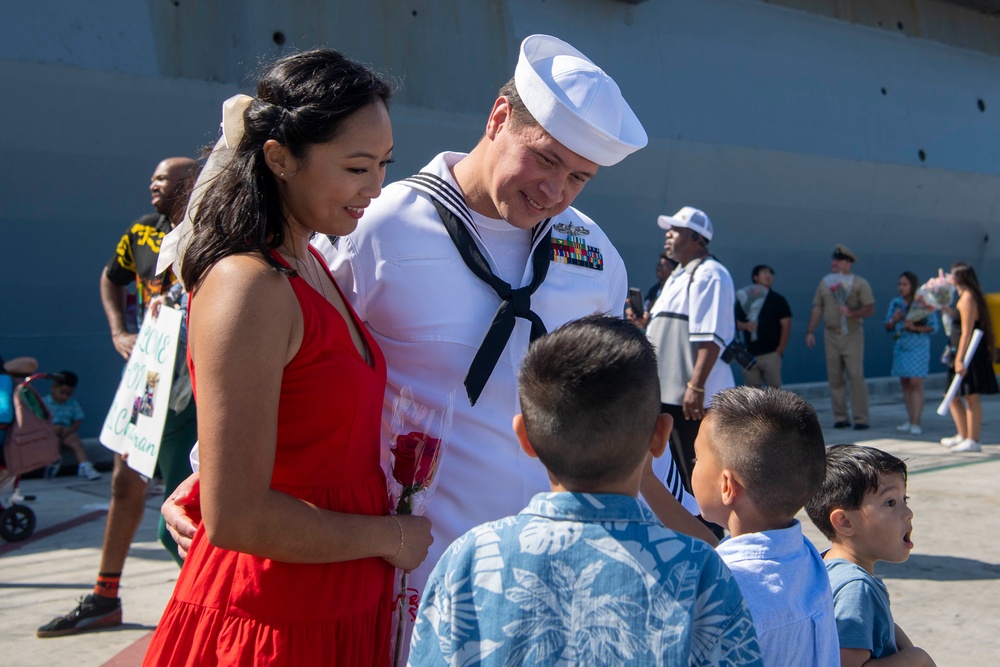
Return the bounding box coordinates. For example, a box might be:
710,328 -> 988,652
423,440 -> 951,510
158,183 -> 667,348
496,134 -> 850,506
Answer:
33,622 -> 158,638
877,553 -> 1000,581
126,545 -> 179,562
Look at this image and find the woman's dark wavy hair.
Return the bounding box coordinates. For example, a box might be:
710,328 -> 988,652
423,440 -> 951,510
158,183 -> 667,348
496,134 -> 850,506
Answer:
950,262 -> 995,359
899,271 -> 918,301
181,48 -> 392,290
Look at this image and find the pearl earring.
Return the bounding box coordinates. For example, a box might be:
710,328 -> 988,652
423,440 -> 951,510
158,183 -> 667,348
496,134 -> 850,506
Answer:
280,172 -> 285,178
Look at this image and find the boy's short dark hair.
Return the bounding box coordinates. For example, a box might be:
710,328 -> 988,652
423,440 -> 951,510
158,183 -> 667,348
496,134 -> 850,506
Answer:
805,444 -> 908,541
518,315 -> 660,487
53,370 -> 78,388
707,386 -> 826,519
751,264 -> 773,281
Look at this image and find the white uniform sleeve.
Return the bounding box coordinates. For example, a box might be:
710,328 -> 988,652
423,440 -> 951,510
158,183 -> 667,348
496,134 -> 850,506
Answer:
310,234 -> 338,269
688,265 -> 735,350
325,233 -> 370,322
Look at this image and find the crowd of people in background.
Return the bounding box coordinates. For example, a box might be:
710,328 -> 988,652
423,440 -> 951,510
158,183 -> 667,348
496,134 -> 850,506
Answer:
629,241 -> 997,456
5,32 -> 996,667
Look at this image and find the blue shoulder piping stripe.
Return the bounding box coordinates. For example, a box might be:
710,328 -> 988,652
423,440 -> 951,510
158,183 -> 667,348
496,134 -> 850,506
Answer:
402,172 -> 553,246
403,173 -> 478,237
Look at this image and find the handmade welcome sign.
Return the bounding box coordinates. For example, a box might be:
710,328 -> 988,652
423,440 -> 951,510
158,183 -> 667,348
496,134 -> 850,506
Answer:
99,307 -> 182,478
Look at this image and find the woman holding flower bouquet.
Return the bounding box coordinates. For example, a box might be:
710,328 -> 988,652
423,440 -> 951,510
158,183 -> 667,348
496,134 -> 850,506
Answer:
142,50 -> 432,666
941,263 -> 998,453
884,271 -> 939,435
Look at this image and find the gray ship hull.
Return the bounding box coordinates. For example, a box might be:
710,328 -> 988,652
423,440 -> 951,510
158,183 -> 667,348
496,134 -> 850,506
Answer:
2,0 -> 997,431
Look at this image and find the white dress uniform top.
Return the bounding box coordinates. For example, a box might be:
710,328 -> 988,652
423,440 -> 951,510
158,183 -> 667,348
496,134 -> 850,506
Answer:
327,34 -> 678,655
325,151 -> 641,594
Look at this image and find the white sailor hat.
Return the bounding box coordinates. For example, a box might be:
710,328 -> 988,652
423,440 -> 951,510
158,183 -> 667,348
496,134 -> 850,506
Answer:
514,34 -> 647,166
657,206 -> 714,241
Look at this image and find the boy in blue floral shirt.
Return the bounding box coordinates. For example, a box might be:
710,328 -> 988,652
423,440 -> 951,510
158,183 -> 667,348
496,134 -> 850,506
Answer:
409,316 -> 761,666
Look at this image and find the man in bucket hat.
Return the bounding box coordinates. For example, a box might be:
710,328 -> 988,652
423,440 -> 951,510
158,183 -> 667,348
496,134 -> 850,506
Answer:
164,34 -> 709,655
805,244 -> 875,429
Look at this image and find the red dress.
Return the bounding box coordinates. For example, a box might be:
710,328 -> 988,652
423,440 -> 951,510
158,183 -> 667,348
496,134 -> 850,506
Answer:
143,249 -> 393,666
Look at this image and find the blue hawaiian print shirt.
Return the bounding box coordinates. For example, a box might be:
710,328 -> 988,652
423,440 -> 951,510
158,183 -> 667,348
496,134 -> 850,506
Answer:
409,492 -> 762,666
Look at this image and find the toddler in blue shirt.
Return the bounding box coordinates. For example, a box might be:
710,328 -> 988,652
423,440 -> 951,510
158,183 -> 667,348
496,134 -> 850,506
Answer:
806,445 -> 935,666
43,371 -> 100,481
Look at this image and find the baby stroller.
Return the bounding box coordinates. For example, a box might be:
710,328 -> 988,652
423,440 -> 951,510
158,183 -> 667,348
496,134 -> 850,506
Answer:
0,372 -> 62,542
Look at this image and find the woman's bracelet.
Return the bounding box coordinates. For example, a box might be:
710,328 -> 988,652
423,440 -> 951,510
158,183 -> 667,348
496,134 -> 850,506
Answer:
387,514 -> 403,563
686,382 -> 705,393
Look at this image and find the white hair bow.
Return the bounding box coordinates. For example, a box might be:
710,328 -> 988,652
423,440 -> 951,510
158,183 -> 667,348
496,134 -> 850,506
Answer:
155,94 -> 254,286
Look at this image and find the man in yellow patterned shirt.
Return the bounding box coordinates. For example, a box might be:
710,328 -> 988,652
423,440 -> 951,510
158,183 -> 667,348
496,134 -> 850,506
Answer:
38,157 -> 199,638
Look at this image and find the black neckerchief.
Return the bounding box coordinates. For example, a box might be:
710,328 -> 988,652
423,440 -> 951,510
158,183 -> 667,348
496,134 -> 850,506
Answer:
402,172 -> 553,406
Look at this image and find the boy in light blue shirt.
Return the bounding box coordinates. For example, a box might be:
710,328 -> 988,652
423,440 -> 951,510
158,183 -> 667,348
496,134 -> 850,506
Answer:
689,386 -> 839,667
408,316 -> 761,666
806,445 -> 936,666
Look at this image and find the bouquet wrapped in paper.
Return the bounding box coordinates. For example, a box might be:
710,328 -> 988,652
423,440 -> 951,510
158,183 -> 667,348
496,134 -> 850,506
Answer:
906,269 -> 955,325
387,386 -> 454,666
823,273 -> 854,334
736,284 -> 769,342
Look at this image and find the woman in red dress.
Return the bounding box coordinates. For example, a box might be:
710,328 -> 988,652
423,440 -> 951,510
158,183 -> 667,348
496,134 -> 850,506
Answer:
143,49 -> 432,666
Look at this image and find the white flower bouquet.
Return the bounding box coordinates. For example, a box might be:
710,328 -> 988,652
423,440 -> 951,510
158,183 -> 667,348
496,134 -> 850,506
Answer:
735,284 -> 769,341
823,273 -> 853,334
906,269 -> 955,325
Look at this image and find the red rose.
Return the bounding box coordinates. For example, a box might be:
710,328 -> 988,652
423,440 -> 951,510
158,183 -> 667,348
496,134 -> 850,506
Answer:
391,431 -> 441,489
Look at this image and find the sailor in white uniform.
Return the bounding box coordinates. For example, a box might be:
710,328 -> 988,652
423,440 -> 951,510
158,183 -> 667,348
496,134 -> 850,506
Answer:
322,34 -> 692,635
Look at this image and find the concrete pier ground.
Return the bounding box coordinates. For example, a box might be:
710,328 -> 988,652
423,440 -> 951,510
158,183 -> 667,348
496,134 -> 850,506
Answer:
1,384 -> 997,666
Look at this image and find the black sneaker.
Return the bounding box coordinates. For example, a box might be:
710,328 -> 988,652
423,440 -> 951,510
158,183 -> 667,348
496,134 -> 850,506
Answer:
832,421 -> 851,429
36,594 -> 122,638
